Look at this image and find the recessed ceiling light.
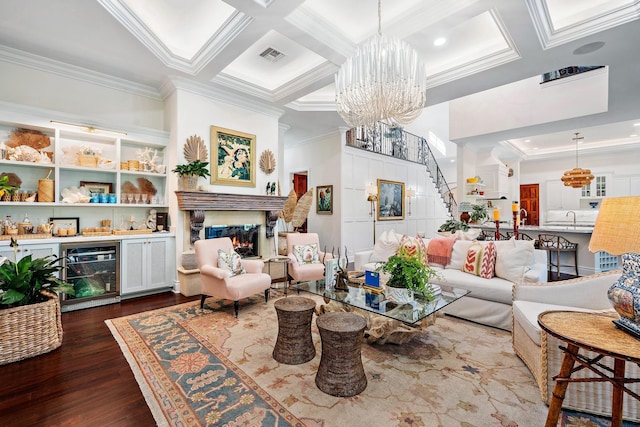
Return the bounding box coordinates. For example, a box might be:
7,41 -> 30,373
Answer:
433,37 -> 446,47
631,134 -> 637,137
634,123 -> 640,127
533,147 -> 538,150
450,159 -> 455,162
524,139 -> 531,143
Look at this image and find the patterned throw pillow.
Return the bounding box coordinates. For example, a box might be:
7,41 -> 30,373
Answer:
293,243 -> 319,264
217,249 -> 246,276
462,242 -> 497,279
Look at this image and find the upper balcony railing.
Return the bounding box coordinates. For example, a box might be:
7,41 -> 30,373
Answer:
345,122 -> 456,215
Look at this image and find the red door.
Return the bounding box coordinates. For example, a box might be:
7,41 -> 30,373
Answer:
519,184 -> 539,226
293,173 -> 308,233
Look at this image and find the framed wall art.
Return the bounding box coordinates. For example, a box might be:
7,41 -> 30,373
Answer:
316,185 -> 333,214
377,179 -> 405,220
49,217 -> 80,235
211,126 -> 256,187
80,181 -> 113,194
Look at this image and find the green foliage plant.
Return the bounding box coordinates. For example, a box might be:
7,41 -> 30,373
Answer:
0,238 -> 74,308
171,160 -> 211,178
470,204 -> 488,223
377,243 -> 439,301
438,219 -> 469,233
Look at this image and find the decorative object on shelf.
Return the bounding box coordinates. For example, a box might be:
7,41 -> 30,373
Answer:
211,125 -> 256,187
0,237 -> 73,364
265,181 -> 276,196
561,132 -> 594,188
59,186 -> 91,204
136,147 -> 164,173
278,188 -> 313,232
334,0 -> 427,127
377,179 -> 404,220
470,204 -> 488,224
77,144 -> 102,168
183,134 -> 208,163
0,175 -> 18,200
37,170 -> 53,203
588,196 -> 640,338
49,217 -> 79,236
5,128 -> 51,150
316,185 -> 333,215
259,149 -> 276,175
589,201 -> 599,209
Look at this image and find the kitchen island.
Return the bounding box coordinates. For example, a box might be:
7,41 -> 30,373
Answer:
470,223 -> 617,276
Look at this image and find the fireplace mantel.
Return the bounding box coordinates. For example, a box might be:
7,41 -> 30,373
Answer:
175,191 -> 287,211
175,191 -> 288,243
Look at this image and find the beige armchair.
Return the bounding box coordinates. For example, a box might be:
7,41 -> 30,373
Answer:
286,232 -> 333,283
194,237 -> 271,317
512,270 -> 640,422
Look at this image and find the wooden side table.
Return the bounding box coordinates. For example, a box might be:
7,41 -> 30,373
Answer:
315,312 -> 367,397
538,310 -> 640,427
273,297 -> 316,365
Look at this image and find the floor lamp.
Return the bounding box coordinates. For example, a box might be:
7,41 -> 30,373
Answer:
367,184 -> 378,244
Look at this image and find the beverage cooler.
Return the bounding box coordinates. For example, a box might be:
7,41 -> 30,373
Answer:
60,241 -> 120,312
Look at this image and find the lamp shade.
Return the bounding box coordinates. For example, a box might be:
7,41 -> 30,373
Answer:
588,196 -> 640,255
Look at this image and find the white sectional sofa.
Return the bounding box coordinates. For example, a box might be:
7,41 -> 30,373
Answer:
354,231 -> 547,331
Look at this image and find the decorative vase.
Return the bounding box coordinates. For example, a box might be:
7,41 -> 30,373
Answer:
386,286 -> 414,305
607,253 -> 640,337
460,212 -> 470,224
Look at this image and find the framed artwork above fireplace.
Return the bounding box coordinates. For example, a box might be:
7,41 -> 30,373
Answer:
211,125 -> 256,187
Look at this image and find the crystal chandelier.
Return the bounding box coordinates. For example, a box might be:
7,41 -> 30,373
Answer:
561,132 -> 594,188
334,0 -> 428,127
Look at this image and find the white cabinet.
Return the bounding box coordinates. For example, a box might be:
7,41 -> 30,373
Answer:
120,236 -> 175,296
476,164 -> 508,197
580,174 -> 610,199
0,242 -> 59,262
546,180 -> 580,210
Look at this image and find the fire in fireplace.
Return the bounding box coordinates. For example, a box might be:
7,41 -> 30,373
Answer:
205,224 -> 260,258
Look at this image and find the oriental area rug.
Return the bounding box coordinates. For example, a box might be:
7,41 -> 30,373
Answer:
106,293 -> 636,427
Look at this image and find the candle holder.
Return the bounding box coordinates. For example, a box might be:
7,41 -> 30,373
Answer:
513,211 -> 519,239
495,220 -> 500,240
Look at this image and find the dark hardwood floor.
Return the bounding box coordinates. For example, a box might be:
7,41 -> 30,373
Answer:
0,292 -> 198,427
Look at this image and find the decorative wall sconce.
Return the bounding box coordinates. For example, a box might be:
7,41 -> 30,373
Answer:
406,187 -> 415,216
366,183 -> 378,243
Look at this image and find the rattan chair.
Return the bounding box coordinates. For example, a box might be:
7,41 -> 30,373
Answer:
537,234 -> 578,277
478,230 -> 508,241
506,231 -> 533,240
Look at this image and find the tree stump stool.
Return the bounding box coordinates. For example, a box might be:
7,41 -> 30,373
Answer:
315,312 -> 367,397
273,297 -> 316,365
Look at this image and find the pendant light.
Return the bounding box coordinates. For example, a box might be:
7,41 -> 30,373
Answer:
561,132 -> 594,188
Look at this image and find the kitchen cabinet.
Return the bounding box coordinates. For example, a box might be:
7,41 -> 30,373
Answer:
546,180 -> 580,210
0,242 -> 59,262
120,236 -> 175,296
580,174 -> 610,199
477,164 -> 508,198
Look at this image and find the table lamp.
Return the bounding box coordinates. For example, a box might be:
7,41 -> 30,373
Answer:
588,196 -> 640,338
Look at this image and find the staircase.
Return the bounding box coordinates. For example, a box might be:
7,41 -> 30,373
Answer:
346,122 -> 456,217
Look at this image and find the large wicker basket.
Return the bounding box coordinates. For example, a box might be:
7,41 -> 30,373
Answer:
0,291 -> 63,365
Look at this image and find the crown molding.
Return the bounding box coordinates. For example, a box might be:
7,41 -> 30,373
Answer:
285,8 -> 353,59
526,0 -> 640,49
98,0 -> 253,75
161,76 -> 284,118
0,45 -> 161,101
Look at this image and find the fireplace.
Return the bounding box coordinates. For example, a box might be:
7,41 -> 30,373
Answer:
205,224 -> 260,258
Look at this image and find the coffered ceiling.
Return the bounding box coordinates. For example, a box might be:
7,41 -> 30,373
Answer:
0,0 -> 639,161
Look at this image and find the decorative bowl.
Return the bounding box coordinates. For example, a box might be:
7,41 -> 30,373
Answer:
589,201 -> 599,209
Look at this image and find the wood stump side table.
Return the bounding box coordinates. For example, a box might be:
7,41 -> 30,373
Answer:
273,297 -> 316,365
315,312 -> 368,397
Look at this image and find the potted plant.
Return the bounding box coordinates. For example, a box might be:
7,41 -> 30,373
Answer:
469,204 -> 488,223
438,219 -> 470,233
0,238 -> 75,365
377,243 -> 439,304
172,160 -> 211,190
0,174 -> 17,200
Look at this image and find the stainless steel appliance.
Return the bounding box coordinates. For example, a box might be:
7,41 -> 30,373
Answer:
60,241 -> 120,312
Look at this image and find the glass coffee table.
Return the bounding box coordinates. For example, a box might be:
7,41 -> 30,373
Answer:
292,280 -> 469,344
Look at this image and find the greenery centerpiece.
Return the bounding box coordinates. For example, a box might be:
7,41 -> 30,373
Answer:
438,219 -> 470,233
0,238 -> 75,365
469,204 -> 488,223
377,242 -> 439,303
172,160 -> 211,190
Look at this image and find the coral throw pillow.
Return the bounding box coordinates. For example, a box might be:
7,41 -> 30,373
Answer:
293,243 -> 320,264
217,249 -> 246,276
427,236 -> 457,267
462,242 -> 497,279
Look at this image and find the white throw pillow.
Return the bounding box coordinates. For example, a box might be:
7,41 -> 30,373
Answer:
449,240 -> 475,270
493,238 -> 534,283
293,243 -> 320,264
217,249 -> 246,276
370,229 -> 401,262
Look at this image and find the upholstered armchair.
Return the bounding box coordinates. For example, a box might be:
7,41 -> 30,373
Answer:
194,237 -> 271,317
286,232 -> 333,283
512,270 -> 640,422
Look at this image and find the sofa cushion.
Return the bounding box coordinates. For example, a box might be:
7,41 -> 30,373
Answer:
398,234 -> 429,264
512,301 -> 596,346
449,240 -> 474,270
431,269 -> 513,304
494,238 -> 534,283
370,229 -> 401,262
292,243 -> 319,264
462,242 -> 497,279
438,229 -> 481,240
217,249 -> 246,276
